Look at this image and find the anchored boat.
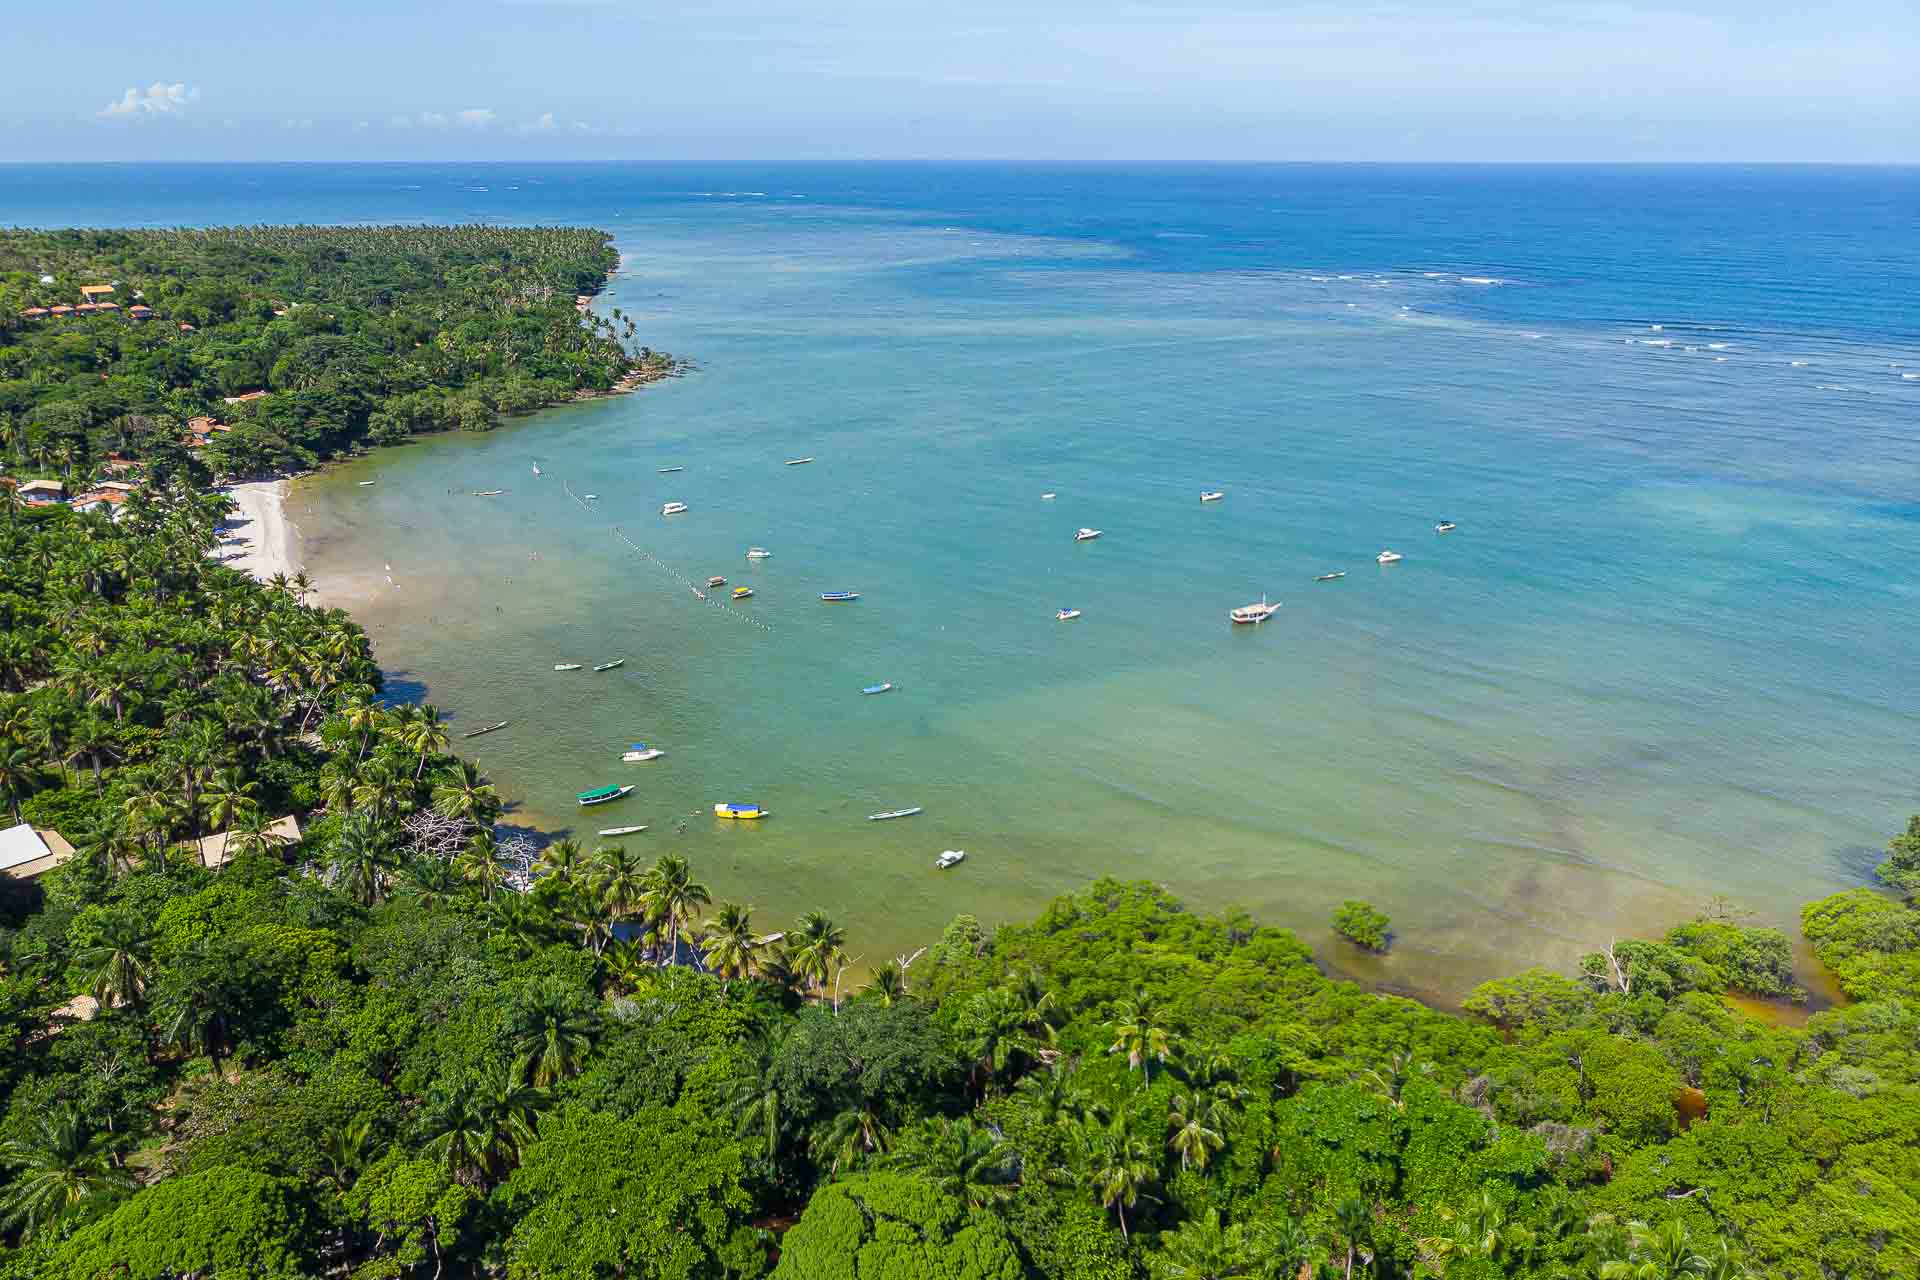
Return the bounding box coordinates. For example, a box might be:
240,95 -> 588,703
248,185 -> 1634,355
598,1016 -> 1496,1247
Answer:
462,721 -> 508,738
1056,608 -> 1082,621
577,784 -> 635,807
1377,550 -> 1403,564
935,850 -> 967,869
714,803 -> 769,820
662,501 -> 688,515
1074,528 -> 1102,542
868,806 -> 923,821
657,466 -> 685,474
785,457 -> 814,466
598,824 -> 648,837
1434,521 -> 1457,533
746,547 -> 772,559
594,659 -> 625,672
1314,572 -> 1346,582
862,681 -> 894,695
707,576 -> 727,588
1230,596 -> 1280,625
821,591 -> 860,602
554,663 -> 583,672
622,743 -> 665,762
1200,491 -> 1225,502
732,586 -> 754,599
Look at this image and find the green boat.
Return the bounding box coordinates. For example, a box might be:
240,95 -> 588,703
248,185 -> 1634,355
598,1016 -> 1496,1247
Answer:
577,784 -> 635,807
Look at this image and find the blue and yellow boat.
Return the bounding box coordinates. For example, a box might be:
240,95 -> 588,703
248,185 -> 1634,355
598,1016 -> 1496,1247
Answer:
714,802 -> 769,820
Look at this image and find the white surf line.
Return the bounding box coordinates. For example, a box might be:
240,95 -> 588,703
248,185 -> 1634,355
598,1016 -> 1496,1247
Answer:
561,481 -> 775,634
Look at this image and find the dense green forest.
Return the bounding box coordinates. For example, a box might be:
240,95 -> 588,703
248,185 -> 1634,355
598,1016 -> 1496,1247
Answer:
3,485 -> 1919,1279
1,225 -> 670,481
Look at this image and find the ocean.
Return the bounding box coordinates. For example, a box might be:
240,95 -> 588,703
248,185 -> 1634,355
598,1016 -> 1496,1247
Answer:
9,162 -> 1916,1002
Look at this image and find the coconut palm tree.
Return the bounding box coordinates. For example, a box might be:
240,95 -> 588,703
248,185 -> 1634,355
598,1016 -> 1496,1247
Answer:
455,831 -> 509,901
591,843 -> 649,919
640,854 -> 711,966
398,703 -> 450,779
1147,1208 -> 1252,1280
198,768 -> 260,833
72,910 -> 154,1012
1109,990 -> 1174,1087
810,1103 -> 892,1175
699,902 -> 760,981
327,811 -> 397,907
1166,1091 -> 1225,1171
864,960 -> 907,1006
431,759 -> 500,828
154,957 -> 242,1078
397,855 -> 466,909
1084,1120 -> 1159,1241
421,1065 -> 547,1188
731,1062 -> 784,1164
74,819 -> 141,880
0,1111 -> 134,1240
788,909 -> 847,1000
958,986 -> 1036,1096
534,837 -> 588,888
0,739 -> 46,822
513,978 -> 598,1086
885,1117 -> 1017,1207
1331,1196 -> 1375,1280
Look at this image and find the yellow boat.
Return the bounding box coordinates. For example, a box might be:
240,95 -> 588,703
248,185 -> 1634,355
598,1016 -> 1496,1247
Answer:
714,803 -> 768,820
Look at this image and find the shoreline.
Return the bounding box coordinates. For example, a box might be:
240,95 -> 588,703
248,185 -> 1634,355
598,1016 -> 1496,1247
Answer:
218,479 -> 302,587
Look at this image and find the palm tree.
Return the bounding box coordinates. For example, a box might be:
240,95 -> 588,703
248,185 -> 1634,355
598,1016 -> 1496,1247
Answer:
731,1067 -> 784,1164
399,703 -> 451,779
864,960 -> 907,1005
1016,1063 -> 1104,1131
591,843 -> 649,919
0,1111 -> 134,1239
885,1117 -> 1017,1207
485,892 -> 550,957
640,854 -> 711,966
1331,1196 -> 1375,1280
320,1116 -> 377,1191
432,759 -> 500,828
1599,1218 -> 1723,1280
339,692 -> 384,761
75,819 -> 141,880
513,978 -> 598,1086
455,831 -> 509,901
1147,1209 -> 1253,1280
1108,990 -> 1174,1086
958,986 -> 1035,1095
1084,1120 -> 1158,1241
1166,1091 -> 1225,1171
154,961 -> 241,1078
787,908 -> 847,1000
0,739 -> 46,821
421,1065 -> 547,1188
534,837 -> 587,888
73,910 -> 154,1012
566,881 -> 618,956
397,856 -> 466,909
810,1103 -> 892,1175
198,768 -> 260,833
327,811 -> 396,907
699,902 -> 760,980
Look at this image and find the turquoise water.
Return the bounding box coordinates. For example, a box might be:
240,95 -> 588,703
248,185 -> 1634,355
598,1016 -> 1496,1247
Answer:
13,164 -> 1916,999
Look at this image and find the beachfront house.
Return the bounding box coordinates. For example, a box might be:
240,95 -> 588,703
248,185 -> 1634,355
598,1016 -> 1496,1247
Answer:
79,284 -> 114,301
0,823 -> 77,881
191,815 -> 302,870
70,490 -> 129,516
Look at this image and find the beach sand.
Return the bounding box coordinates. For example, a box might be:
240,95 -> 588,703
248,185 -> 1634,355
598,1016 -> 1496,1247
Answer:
220,480 -> 301,585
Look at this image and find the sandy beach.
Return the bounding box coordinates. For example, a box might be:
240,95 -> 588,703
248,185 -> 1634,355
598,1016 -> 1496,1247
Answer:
220,480 -> 301,585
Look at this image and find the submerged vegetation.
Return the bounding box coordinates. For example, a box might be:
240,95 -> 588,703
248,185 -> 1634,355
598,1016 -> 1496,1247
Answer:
2,231 -> 1918,1278
1,225 -> 671,482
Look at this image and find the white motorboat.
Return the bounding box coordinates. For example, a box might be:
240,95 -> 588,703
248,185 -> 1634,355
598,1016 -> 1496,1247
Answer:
1041,492 -> 1057,500
746,547 -> 772,559
1200,491 -> 1225,503
785,457 -> 814,466
1056,608 -> 1082,621
1377,550 -> 1404,564
554,663 -> 583,671
621,747 -> 665,762
1434,521 -> 1457,533
868,807 -> 923,821
598,825 -> 648,837
935,850 -> 967,870
1229,596 -> 1280,625
1074,528 -> 1102,542
662,501 -> 688,515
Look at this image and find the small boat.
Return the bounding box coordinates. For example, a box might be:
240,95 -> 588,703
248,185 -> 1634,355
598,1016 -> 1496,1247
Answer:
868,806 -> 923,821
577,784 -> 635,807
821,591 -> 860,602
1314,572 -> 1346,583
756,931 -> 787,945
358,481 -> 376,487
862,682 -> 894,695
746,547 -> 772,559
462,720 -> 509,738
1377,550 -> 1403,564
1074,528 -> 1102,542
657,466 -> 685,474
473,489 -> 505,496
1434,521 -> 1457,533
662,502 -> 688,515
1200,491 -> 1225,503
707,576 -> 727,588
597,824 -> 648,837
594,659 -> 625,672
732,586 -> 754,599
532,464 -> 542,476
714,803 -> 768,820
584,494 -> 599,501
1041,492 -> 1057,500
935,850 -> 966,870
785,457 -> 814,466
1230,596 -> 1280,625
622,743 -> 665,762
554,663 -> 583,672
1057,608 -> 1082,621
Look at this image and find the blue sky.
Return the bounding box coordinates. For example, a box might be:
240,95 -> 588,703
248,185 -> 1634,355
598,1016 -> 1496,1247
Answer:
7,0 -> 1916,162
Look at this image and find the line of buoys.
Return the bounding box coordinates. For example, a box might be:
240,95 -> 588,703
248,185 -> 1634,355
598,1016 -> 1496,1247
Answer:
562,481 -> 775,634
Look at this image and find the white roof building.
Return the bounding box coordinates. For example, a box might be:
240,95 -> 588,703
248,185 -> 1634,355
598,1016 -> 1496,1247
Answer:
0,823 -> 76,880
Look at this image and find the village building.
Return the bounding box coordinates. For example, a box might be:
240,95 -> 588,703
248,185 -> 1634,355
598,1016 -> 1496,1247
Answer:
222,390 -> 269,405
192,815 -> 302,870
16,479 -> 65,504
0,823 -> 77,881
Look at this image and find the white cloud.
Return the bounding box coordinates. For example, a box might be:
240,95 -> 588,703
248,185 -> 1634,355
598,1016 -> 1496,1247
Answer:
531,112 -> 555,131
455,108 -> 496,127
419,111 -> 450,127
97,82 -> 200,119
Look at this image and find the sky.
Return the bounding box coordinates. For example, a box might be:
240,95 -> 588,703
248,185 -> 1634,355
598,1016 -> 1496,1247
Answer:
4,0 -> 1917,163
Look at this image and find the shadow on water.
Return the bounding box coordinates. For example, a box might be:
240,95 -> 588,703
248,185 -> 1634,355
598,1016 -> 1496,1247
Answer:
376,672 -> 431,707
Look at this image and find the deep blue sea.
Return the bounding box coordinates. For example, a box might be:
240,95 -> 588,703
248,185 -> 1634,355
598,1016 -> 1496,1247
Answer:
8,163 -> 1916,999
